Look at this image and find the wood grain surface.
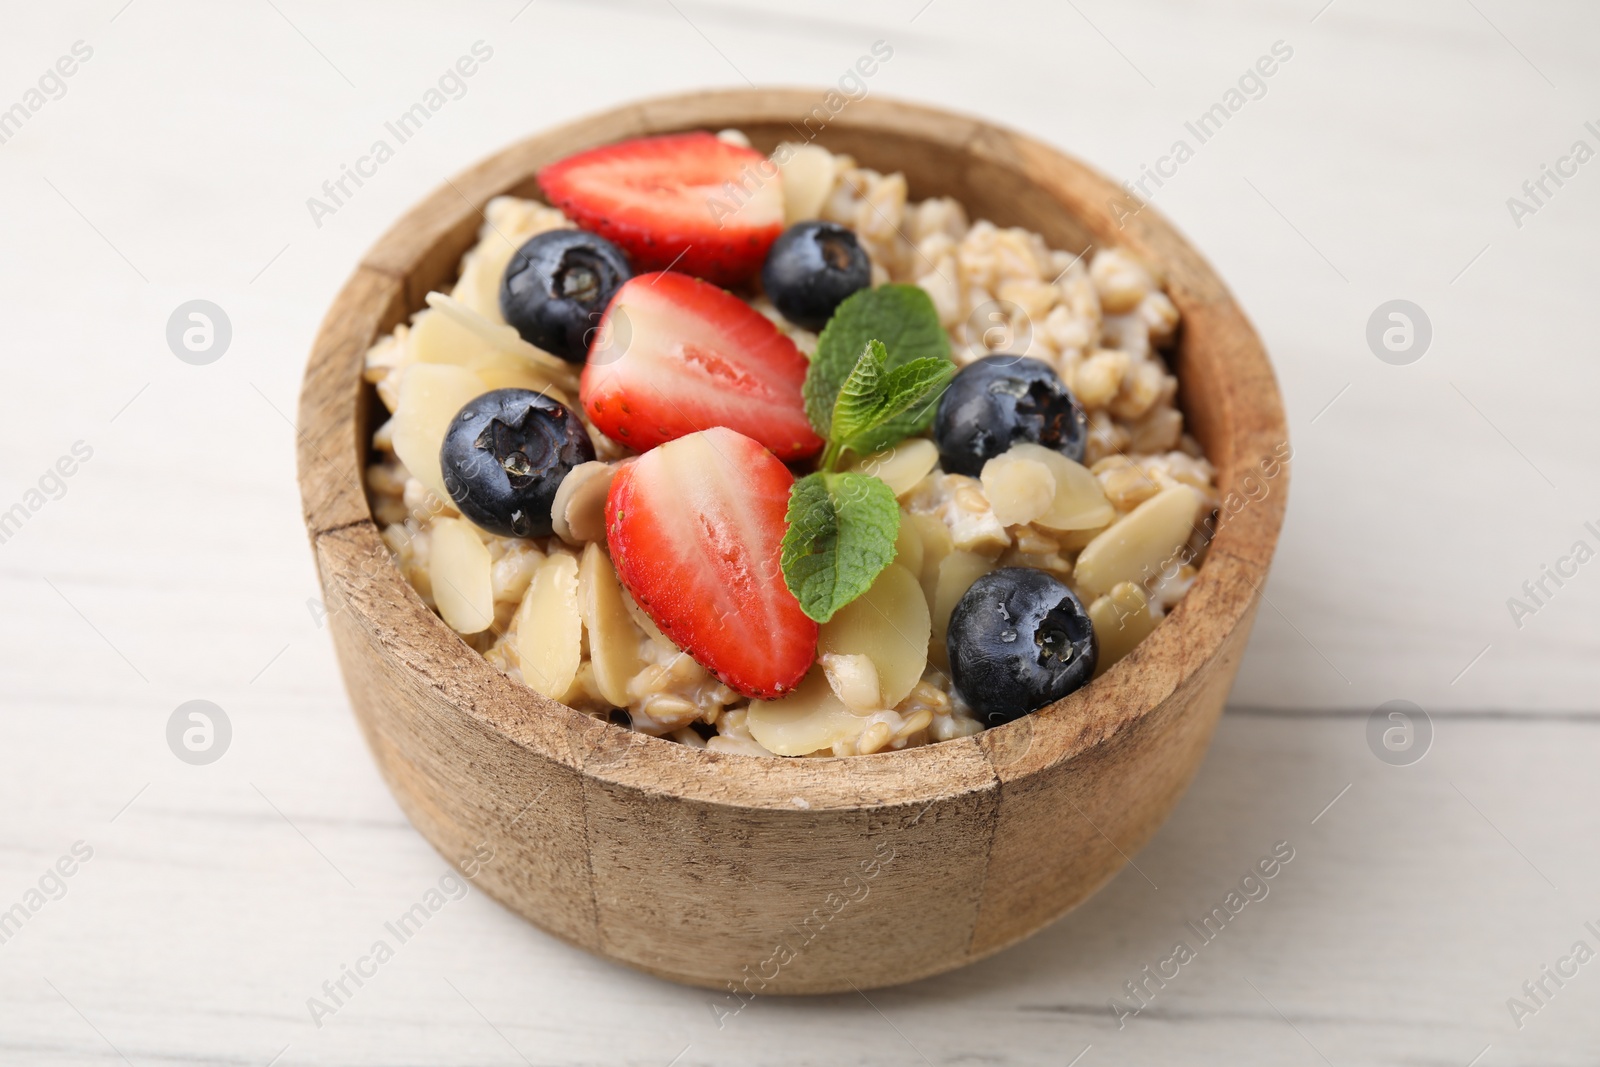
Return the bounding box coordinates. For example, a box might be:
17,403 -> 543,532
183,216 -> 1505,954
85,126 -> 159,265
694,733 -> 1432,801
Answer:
5,1 -> 1599,1062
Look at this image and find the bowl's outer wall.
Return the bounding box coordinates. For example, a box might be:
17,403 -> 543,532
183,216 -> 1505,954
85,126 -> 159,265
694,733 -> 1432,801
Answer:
298,90 -> 1288,993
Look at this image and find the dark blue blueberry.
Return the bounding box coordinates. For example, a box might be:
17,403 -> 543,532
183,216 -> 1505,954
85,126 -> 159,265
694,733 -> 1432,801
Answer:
439,388 -> 595,538
933,356 -> 1088,477
760,221 -> 871,332
947,567 -> 1098,726
500,229 -> 631,362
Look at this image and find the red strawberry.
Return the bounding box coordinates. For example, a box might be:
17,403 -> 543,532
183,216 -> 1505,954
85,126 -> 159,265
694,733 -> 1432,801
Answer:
606,428 -> 817,700
581,271 -> 823,460
538,132 -> 784,287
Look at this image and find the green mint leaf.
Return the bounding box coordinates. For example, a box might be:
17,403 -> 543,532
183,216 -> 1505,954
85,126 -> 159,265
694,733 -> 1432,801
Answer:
780,471 -> 900,623
827,339 -> 890,451
829,349 -> 954,464
804,284 -> 951,448
865,357 -> 955,442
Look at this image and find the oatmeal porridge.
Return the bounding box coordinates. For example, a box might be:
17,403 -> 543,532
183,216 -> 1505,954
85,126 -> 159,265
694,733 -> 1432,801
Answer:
361,129 -> 1223,758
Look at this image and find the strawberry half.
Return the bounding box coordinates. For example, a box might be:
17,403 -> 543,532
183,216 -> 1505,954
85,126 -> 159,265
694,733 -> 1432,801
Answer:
606,428 -> 818,700
581,271 -> 823,460
537,132 -> 783,287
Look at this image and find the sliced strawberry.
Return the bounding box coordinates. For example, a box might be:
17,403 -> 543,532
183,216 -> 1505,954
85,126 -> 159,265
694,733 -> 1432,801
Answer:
538,132 -> 783,287
581,271 -> 823,460
606,428 -> 817,700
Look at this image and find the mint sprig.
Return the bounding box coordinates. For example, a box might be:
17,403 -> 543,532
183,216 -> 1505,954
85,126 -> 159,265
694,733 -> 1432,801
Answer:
781,292 -> 955,623
821,340 -> 955,471
804,285 -> 952,453
781,471 -> 900,623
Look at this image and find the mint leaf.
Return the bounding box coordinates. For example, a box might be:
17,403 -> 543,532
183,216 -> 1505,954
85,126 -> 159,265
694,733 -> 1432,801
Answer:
805,285 -> 951,448
780,471 -> 900,623
830,344 -> 954,463
867,357 -> 955,441
785,286 -> 951,619
828,339 -> 890,451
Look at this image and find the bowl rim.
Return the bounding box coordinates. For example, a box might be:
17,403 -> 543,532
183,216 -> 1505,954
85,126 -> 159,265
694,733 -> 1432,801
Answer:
297,88 -> 1288,813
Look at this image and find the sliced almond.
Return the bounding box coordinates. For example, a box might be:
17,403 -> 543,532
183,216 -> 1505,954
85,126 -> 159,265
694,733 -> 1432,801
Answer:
1074,485 -> 1200,597
1055,524 -> 1108,551
622,585 -> 674,651
705,733 -> 775,757
551,461 -> 616,545
430,518 -> 495,634
408,304 -> 481,366
451,201 -> 569,320
452,224 -> 568,324
451,239 -> 520,322
893,512 -> 924,578
411,301 -> 574,402
908,511 -> 953,610
489,539 -> 545,604
392,364 -> 486,503
849,438 -> 939,498
818,563 -> 929,708
1088,581 -> 1158,677
425,291 -> 574,378
774,142 -> 834,223
467,350 -> 576,404
371,416 -> 395,453
980,452 -> 1056,526
747,668 -> 863,756
994,442 -> 1117,531
820,652 -> 881,712
578,543 -> 646,708
514,552 -> 582,700
374,365 -> 402,415
366,329 -> 412,385
931,551 -> 994,663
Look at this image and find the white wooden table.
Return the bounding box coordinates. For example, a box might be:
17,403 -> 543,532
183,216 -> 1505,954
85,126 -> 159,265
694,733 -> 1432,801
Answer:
3,1 -> 1597,1063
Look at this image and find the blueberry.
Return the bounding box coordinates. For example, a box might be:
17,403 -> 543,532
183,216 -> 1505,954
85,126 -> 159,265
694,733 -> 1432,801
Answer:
760,221 -> 871,332
947,567 -> 1098,727
933,356 -> 1088,477
439,388 -> 595,538
500,229 -> 631,362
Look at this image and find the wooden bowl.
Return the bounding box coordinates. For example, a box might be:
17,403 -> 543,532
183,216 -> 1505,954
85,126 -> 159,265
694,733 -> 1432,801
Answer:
296,89 -> 1288,994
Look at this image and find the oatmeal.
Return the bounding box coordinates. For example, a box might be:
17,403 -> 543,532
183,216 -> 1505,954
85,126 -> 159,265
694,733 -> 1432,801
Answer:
361,130 -> 1221,757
